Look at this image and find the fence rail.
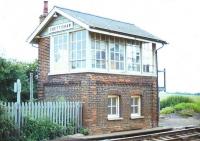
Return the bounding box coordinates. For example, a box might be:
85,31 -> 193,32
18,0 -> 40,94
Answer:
0,101 -> 82,133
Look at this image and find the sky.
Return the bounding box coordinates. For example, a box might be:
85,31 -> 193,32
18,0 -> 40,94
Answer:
0,0 -> 200,93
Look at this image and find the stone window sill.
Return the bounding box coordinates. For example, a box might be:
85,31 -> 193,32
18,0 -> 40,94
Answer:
107,117 -> 123,121
130,116 -> 144,119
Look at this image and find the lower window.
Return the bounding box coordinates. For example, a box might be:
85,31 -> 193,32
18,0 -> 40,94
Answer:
107,95 -> 120,119
131,96 -> 141,117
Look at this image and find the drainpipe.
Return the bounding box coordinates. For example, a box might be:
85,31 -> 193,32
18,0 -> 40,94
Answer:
155,43 -> 165,126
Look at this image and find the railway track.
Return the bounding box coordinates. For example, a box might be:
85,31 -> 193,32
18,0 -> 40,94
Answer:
103,127 -> 200,141
66,127 -> 200,141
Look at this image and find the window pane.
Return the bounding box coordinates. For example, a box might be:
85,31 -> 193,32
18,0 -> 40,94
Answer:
108,107 -> 111,115
111,53 -> 114,60
77,31 -> 81,41
96,41 -> 100,49
91,40 -> 95,49
120,63 -> 124,70
134,97 -> 139,105
77,42 -> 81,50
82,61 -> 86,68
112,97 -> 116,106
115,44 -> 119,52
82,41 -> 86,50
134,107 -> 138,113
77,51 -> 81,60
101,51 -> 106,59
96,60 -> 100,68
112,107 -> 116,114
82,30 -> 86,40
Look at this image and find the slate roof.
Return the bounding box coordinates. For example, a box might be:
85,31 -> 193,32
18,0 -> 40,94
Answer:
56,6 -> 167,44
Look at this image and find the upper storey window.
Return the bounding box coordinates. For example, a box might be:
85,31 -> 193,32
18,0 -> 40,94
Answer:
110,37 -> 125,71
69,30 -> 86,69
126,40 -> 141,72
50,34 -> 68,74
91,33 -> 107,69
50,30 -> 156,75
142,42 -> 154,73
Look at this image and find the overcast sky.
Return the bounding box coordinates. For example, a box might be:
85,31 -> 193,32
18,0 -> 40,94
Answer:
0,0 -> 200,93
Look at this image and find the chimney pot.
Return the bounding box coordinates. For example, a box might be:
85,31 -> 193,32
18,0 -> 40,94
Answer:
39,1 -> 48,23
43,1 -> 48,15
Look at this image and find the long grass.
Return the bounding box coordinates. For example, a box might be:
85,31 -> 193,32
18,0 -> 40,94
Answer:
159,93 -> 200,116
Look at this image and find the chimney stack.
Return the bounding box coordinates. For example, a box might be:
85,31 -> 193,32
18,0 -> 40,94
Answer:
43,1 -> 48,16
39,1 -> 48,23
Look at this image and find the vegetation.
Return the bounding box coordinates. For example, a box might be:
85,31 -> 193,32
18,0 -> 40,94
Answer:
160,107 -> 175,115
160,95 -> 200,117
0,57 -> 38,102
160,96 -> 193,109
80,128 -> 89,135
0,104 -> 17,141
22,117 -> 64,141
0,103 -> 76,141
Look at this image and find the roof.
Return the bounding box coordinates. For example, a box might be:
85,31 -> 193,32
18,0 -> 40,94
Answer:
27,6 -> 167,44
57,6 -> 167,44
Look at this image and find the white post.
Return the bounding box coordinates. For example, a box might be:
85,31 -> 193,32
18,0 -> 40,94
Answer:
30,73 -> 33,101
16,79 -> 21,103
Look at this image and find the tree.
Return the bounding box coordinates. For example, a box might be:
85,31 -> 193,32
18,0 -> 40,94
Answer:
0,57 -> 38,102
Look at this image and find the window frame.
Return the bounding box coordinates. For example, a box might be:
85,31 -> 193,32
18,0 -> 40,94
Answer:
69,30 -> 87,71
91,33 -> 108,70
107,95 -> 120,119
130,96 -> 141,118
50,33 -> 68,74
109,37 -> 125,72
126,40 -> 141,74
142,42 -> 154,74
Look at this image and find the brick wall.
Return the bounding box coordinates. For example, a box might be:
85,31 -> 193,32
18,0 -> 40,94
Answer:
43,73 -> 158,134
38,37 -> 50,99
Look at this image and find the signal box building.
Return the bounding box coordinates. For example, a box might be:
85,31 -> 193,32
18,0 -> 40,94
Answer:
27,3 -> 167,134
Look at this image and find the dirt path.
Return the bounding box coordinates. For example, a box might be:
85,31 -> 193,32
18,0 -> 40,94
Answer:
159,113 -> 200,128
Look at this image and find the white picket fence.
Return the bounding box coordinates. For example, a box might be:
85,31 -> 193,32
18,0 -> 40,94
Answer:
0,101 -> 82,133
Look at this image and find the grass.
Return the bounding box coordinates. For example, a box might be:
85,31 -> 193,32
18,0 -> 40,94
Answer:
159,92 -> 200,102
159,93 -> 200,116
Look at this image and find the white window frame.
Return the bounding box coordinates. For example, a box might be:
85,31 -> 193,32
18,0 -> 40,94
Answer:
69,30 -> 87,71
50,33 -> 68,74
142,42 -> 154,74
109,37 -> 125,73
131,96 -> 141,118
91,33 -> 107,70
126,40 -> 141,74
107,95 -> 120,119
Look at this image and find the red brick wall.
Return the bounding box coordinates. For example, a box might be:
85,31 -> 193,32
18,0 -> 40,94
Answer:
38,37 -> 50,99
44,73 -> 158,134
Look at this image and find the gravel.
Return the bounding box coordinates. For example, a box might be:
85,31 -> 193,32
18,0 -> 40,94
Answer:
159,113 -> 200,128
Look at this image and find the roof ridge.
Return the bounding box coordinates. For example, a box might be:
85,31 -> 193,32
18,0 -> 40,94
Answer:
55,6 -> 136,26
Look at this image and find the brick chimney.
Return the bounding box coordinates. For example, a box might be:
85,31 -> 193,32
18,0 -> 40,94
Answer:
39,1 -> 48,23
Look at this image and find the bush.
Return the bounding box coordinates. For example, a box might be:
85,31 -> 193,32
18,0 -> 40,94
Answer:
80,128 -> 89,135
22,117 -> 64,141
174,102 -> 200,113
160,107 -> 175,115
0,104 -> 18,141
160,96 -> 193,109
178,109 -> 195,117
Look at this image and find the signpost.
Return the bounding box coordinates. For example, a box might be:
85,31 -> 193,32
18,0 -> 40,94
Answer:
14,79 -> 21,103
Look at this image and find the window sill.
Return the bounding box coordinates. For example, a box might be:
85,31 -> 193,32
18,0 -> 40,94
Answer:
107,117 -> 123,121
130,116 -> 144,119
